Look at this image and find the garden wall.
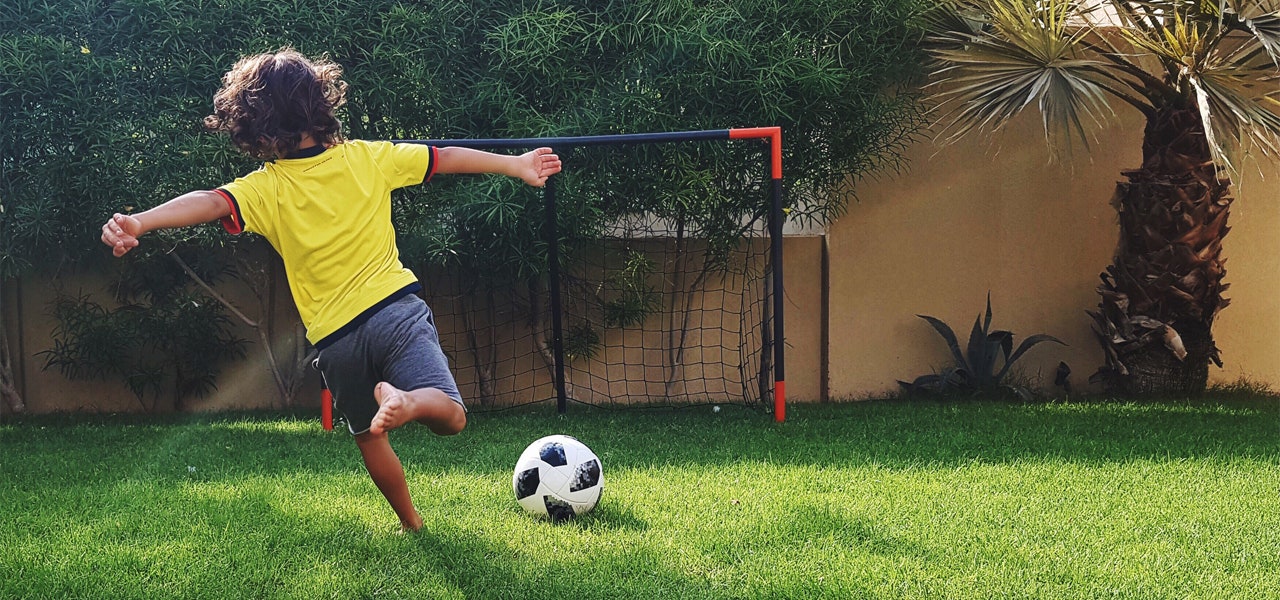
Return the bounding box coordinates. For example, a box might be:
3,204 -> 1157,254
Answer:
831,110 -> 1280,397
3,262 -> 316,414
5,110 -> 1279,414
0,236 -> 826,414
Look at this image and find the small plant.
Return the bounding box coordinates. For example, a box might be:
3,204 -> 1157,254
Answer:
562,321 -> 602,362
598,249 -> 662,329
900,294 -> 1065,399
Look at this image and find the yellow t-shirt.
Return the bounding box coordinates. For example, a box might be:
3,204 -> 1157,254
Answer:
216,140 -> 437,346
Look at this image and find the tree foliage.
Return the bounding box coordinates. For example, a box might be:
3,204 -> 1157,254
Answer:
924,0 -> 1280,177
3,0 -> 927,274
1,0 -> 928,405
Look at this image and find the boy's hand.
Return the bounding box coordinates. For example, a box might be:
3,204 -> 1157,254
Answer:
101,213 -> 143,257
518,147 -> 562,187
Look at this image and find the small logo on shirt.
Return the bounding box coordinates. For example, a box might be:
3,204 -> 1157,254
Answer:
302,157 -> 334,172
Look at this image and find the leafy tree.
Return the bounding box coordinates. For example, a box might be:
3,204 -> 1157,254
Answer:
2,0 -> 928,408
923,0 -> 1280,395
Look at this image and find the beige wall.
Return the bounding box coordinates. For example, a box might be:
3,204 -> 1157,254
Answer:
779,236 -> 824,402
6,110 -> 1278,413
827,111 -> 1280,397
4,263 -> 318,415
4,241 -> 817,413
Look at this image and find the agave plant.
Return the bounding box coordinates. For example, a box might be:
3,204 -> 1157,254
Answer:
923,1 -> 1280,394
900,295 -> 1066,398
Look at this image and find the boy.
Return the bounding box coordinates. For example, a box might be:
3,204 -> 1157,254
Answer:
100,48 -> 561,532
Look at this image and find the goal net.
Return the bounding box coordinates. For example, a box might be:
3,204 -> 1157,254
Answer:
398,129 -> 786,420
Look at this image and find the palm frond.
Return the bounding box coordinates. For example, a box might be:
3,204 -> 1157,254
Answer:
1118,5 -> 1216,69
1226,2 -> 1280,66
1194,49 -> 1280,177
1224,0 -> 1280,20
928,0 -> 1280,177
926,0 -> 1121,154
1101,1 -> 1175,34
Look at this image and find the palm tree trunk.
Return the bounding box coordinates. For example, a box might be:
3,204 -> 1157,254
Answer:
1090,107 -> 1230,395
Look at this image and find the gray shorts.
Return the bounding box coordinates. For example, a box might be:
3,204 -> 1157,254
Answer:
315,294 -> 464,435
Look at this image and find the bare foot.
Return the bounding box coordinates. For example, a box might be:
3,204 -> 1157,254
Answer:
399,511 -> 423,533
370,382 -> 424,435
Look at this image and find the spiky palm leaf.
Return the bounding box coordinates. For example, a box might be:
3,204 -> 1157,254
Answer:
925,0 -> 1118,153
923,0 -> 1280,394
900,294 -> 1065,396
930,0 -> 1280,171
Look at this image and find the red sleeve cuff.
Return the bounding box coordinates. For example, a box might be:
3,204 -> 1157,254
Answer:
213,188 -> 244,234
425,146 -> 438,183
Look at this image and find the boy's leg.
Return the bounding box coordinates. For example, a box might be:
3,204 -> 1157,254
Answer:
354,431 -> 423,532
316,295 -> 466,529
374,296 -> 466,436
371,382 -> 465,436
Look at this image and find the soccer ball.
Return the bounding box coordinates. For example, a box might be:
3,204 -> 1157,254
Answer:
512,435 -> 603,522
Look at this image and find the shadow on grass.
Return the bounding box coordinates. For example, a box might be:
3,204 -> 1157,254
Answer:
562,496 -> 650,533
0,481 -> 938,600
4,399 -> 1273,599
390,498 -> 924,599
408,512 -> 898,599
407,523 -> 705,599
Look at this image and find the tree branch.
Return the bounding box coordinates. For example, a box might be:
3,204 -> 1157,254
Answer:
0,317 -> 25,414
169,251 -> 292,408
168,252 -> 258,327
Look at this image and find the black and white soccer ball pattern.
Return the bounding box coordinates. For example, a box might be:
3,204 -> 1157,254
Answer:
512,434 -> 603,521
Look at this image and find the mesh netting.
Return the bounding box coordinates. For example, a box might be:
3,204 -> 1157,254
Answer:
408,133 -> 779,413
562,235 -> 773,409
418,265 -> 559,411
419,236 -> 773,412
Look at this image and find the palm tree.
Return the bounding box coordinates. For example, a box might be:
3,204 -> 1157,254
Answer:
924,0 -> 1280,394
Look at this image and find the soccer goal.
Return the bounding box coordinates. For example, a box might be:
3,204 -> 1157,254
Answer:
399,128 -> 786,422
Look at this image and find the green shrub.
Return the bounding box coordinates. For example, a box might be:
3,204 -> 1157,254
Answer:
2,0 -> 928,276
2,0 -> 929,404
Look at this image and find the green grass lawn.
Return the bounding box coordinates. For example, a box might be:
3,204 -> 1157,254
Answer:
1,398 -> 1277,599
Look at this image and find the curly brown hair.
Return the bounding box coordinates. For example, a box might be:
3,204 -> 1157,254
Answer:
204,49 -> 347,160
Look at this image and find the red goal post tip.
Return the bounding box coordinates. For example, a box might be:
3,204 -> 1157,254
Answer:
728,127 -> 782,180
774,380 -> 786,423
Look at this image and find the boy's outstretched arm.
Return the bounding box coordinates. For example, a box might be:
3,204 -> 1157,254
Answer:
434,147 -> 562,187
101,190 -> 231,257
